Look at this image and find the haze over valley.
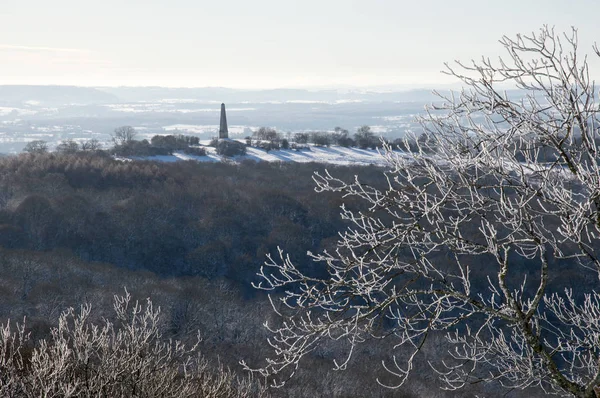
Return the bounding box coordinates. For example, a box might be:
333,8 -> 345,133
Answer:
0,85 -> 441,154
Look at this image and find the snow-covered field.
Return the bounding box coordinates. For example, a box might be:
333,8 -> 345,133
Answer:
130,144 -> 396,167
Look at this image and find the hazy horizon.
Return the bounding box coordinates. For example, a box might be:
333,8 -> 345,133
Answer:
2,0 -> 600,88
0,82 -> 458,91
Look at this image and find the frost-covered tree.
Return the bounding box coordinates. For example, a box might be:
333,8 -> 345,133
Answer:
0,290 -> 266,397
247,26 -> 600,397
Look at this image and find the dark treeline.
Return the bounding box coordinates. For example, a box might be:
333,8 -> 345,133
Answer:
0,152 -> 383,291
114,134 -> 208,157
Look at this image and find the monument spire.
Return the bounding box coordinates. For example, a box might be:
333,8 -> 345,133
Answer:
219,103 -> 229,139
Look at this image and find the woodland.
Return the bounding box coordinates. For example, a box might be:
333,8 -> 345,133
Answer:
0,149 -> 572,397
0,153 -> 431,397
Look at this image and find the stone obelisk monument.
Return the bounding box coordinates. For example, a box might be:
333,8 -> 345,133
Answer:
219,103 -> 229,139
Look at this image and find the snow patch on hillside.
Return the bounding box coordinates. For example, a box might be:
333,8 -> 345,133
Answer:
119,144 -> 406,167
242,146 -> 390,166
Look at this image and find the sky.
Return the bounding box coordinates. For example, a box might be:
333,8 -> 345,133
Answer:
1,0 -> 600,89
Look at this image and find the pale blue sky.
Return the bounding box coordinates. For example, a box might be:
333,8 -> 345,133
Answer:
1,0 -> 599,88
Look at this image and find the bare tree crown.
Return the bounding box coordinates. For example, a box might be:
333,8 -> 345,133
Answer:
245,26 -> 600,398
112,125 -> 138,146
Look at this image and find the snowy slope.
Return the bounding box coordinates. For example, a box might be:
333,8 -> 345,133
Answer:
243,146 -> 388,166
129,144 -> 399,167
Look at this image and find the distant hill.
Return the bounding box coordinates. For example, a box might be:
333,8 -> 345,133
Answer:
97,86 -> 445,103
0,85 -> 119,106
116,143 -> 398,168
0,85 -> 524,106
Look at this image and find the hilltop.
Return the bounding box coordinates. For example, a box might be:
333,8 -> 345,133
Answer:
121,143 -> 396,167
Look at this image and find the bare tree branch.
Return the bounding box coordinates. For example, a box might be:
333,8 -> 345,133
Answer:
246,26 -> 600,398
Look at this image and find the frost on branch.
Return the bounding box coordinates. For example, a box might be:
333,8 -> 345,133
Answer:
246,26 -> 600,398
0,289 -> 266,397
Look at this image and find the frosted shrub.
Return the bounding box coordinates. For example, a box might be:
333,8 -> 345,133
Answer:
0,290 -> 266,397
